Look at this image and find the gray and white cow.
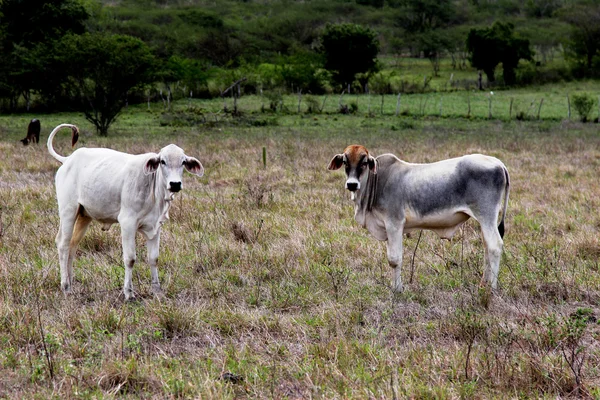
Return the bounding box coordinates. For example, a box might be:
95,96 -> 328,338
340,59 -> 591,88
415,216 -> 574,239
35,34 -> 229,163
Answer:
328,145 -> 510,292
48,123 -> 204,300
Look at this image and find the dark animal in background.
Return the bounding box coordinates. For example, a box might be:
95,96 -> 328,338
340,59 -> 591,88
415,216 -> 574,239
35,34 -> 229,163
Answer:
20,119 -> 41,145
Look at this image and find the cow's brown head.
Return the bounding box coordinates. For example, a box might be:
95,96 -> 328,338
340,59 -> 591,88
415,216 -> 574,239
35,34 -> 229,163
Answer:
328,145 -> 377,192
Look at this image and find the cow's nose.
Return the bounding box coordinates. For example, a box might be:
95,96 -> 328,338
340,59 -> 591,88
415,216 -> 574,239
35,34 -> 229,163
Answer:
169,181 -> 182,192
346,182 -> 358,191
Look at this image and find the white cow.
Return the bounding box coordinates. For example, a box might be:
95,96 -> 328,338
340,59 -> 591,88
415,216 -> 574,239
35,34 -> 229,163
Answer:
47,124 -> 204,300
329,145 -> 510,292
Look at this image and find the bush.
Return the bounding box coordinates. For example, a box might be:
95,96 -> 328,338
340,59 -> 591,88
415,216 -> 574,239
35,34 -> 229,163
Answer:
516,61 -> 573,86
304,95 -> 321,113
571,93 -> 596,122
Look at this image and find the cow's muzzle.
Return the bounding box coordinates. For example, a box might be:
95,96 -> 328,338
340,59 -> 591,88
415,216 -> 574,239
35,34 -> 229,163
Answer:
345,177 -> 360,192
169,181 -> 182,192
346,182 -> 358,191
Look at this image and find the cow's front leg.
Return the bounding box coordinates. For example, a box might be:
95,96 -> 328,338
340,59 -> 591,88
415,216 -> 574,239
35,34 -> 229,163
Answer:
146,232 -> 163,297
120,222 -> 137,301
386,225 -> 404,293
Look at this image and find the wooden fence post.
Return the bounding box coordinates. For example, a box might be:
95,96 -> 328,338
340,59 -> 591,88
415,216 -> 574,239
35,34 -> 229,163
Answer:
395,93 -> 401,116
467,93 -> 471,118
319,95 -> 328,113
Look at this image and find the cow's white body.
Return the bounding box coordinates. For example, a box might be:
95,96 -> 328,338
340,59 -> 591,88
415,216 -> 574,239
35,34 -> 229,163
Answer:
48,124 -> 204,300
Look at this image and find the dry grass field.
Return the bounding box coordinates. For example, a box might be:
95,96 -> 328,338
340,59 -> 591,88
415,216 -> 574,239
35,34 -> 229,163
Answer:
0,111 -> 600,398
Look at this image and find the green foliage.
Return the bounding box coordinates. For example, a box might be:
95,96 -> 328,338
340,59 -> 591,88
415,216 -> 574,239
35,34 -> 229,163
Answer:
59,33 -> 157,135
560,5 -> 600,74
571,93 -> 596,122
304,95 -> 321,113
159,55 -> 214,97
0,0 -> 89,110
467,21 -> 534,85
412,30 -> 450,77
320,23 -> 380,89
396,0 -> 457,33
524,0 -> 563,18
276,50 -> 326,93
368,70 -> 396,94
0,0 -> 598,113
0,0 -> 87,47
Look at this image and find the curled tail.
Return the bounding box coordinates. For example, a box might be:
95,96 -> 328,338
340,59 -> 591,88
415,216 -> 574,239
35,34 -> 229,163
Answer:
47,124 -> 80,163
498,166 -> 510,238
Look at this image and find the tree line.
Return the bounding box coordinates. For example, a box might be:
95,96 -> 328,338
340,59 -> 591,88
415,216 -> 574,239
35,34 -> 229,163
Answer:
1,0 -> 599,134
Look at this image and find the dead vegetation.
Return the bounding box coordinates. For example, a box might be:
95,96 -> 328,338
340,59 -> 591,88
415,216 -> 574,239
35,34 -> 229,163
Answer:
0,115 -> 599,398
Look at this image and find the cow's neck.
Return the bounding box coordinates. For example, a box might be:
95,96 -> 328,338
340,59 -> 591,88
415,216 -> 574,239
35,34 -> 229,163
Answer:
150,171 -> 174,216
138,171 -> 174,239
353,164 -> 378,227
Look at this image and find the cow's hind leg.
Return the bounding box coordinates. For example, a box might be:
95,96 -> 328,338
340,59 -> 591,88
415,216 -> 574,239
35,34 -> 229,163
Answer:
68,212 -> 93,288
146,232 -> 163,297
479,219 -> 503,289
56,206 -> 78,293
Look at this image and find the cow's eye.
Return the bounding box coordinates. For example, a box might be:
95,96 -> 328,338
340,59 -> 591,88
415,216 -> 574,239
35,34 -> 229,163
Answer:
160,160 -> 166,165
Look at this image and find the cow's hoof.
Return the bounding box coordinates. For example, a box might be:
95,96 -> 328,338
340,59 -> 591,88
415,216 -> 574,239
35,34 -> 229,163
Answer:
152,286 -> 165,300
124,292 -> 136,302
391,284 -> 405,294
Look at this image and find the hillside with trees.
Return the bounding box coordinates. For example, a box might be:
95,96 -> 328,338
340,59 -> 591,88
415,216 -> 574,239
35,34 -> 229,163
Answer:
0,0 -> 598,133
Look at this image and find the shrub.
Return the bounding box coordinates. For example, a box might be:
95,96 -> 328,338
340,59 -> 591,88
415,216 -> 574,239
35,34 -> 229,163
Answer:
571,93 -> 596,122
304,95 -> 321,113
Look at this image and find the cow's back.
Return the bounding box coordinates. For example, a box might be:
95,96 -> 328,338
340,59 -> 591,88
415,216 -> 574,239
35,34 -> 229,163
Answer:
375,154 -> 506,218
56,148 -> 153,221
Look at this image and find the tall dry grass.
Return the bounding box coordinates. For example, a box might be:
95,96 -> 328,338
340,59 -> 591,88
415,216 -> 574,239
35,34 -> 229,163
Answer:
0,115 -> 599,398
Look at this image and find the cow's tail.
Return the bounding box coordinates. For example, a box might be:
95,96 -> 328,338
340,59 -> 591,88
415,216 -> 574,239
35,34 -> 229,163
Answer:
47,124 -> 79,164
498,166 -> 510,238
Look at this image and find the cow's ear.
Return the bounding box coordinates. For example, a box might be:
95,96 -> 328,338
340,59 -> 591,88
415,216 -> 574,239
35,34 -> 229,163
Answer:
184,156 -> 204,177
328,154 -> 344,170
144,156 -> 160,175
368,156 -> 377,174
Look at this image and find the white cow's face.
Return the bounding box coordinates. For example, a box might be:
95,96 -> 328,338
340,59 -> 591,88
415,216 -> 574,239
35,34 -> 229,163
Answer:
144,144 -> 204,193
328,144 -> 377,192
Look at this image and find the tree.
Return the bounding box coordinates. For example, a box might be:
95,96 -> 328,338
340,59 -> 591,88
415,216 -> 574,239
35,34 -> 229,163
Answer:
0,0 -> 87,47
396,0 -> 457,33
413,31 -> 449,77
60,33 -> 157,135
466,22 -> 533,85
277,50 -> 325,93
0,0 -> 88,110
320,23 -> 380,90
396,0 -> 457,76
560,5 -> 600,72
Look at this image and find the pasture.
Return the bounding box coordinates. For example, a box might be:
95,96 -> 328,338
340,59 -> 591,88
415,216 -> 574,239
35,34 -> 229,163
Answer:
0,105 -> 600,398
